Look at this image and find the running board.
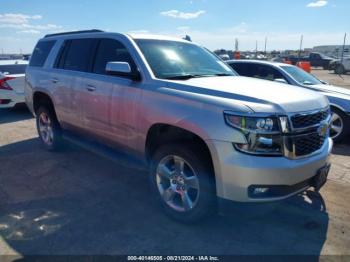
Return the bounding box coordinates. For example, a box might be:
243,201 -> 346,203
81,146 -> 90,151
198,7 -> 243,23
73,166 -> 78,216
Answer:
62,132 -> 147,172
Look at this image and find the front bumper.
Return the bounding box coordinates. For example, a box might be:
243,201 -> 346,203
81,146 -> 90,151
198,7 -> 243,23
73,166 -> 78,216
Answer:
0,90 -> 25,109
207,137 -> 333,202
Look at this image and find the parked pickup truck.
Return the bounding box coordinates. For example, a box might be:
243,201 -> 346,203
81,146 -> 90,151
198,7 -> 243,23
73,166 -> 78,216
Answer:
25,30 -> 333,222
300,52 -> 335,70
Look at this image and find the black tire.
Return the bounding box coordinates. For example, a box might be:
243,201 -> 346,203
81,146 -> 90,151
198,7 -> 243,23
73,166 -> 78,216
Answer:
330,107 -> 350,143
149,143 -> 216,223
335,64 -> 345,75
323,63 -> 329,70
36,106 -> 63,151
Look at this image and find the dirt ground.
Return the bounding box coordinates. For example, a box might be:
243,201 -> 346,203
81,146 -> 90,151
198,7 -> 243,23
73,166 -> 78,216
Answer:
312,69 -> 350,89
0,70 -> 350,258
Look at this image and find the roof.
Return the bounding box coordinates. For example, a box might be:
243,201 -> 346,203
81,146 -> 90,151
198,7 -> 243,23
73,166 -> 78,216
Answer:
127,33 -> 191,43
227,59 -> 292,68
42,29 -> 191,44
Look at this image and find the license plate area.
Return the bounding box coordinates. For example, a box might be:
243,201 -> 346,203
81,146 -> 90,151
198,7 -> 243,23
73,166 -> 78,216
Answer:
312,164 -> 331,191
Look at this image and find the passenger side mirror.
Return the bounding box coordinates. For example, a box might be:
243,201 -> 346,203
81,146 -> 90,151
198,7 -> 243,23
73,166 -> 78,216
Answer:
274,78 -> 287,84
105,62 -> 141,81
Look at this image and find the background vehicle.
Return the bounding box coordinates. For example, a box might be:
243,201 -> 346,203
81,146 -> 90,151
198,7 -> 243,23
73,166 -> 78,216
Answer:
0,60 -> 28,108
25,31 -> 332,222
228,60 -> 350,142
303,52 -> 335,70
330,57 -> 350,74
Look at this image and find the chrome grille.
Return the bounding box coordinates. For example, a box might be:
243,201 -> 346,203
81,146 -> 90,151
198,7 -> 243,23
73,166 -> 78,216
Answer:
284,108 -> 330,159
291,109 -> 329,129
293,133 -> 326,157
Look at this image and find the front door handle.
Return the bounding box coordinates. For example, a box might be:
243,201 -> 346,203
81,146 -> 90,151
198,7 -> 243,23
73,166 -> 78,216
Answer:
86,84 -> 96,92
51,78 -> 59,84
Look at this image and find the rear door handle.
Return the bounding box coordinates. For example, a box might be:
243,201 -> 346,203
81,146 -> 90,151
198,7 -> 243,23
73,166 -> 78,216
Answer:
51,78 -> 59,83
86,84 -> 96,92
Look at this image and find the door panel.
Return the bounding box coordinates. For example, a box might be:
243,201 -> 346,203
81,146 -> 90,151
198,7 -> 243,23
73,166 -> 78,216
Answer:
80,74 -> 113,140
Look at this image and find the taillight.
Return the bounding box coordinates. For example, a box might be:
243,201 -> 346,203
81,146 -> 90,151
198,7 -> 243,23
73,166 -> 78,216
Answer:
0,77 -> 15,90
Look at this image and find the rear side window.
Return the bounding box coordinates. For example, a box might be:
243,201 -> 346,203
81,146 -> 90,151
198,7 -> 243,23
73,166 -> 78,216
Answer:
29,41 -> 55,67
0,64 -> 27,74
56,39 -> 97,72
93,39 -> 136,75
229,63 -> 254,76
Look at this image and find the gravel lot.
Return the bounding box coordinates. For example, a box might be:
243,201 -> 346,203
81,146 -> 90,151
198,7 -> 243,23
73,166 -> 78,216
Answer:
0,70 -> 349,258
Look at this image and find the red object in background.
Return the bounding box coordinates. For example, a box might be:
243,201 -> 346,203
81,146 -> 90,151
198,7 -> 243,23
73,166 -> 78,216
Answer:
234,51 -> 241,60
284,59 -> 292,65
297,61 -> 311,73
0,76 -> 14,90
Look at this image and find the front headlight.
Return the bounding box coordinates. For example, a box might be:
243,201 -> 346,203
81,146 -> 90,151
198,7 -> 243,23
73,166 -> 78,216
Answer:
224,112 -> 283,156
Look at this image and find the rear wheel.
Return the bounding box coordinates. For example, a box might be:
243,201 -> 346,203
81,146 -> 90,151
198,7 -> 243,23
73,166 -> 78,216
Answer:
330,108 -> 349,143
150,143 -> 216,223
335,64 -> 345,75
36,106 -> 63,150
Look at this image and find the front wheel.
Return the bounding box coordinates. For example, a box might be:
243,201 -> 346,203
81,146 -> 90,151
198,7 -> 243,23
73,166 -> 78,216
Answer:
36,106 -> 63,151
150,144 -> 216,223
330,108 -> 349,143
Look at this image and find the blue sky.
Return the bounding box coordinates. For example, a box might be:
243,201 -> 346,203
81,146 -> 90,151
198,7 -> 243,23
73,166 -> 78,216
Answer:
0,0 -> 349,53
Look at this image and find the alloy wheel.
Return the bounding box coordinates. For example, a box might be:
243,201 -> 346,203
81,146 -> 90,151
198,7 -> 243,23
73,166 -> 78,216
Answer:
156,155 -> 200,212
38,112 -> 54,146
330,112 -> 343,139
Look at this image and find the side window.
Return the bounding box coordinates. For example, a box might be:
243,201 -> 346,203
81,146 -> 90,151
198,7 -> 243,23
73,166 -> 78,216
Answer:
93,39 -> 136,75
253,65 -> 285,81
29,41 -> 55,67
57,39 -> 96,72
229,63 -> 250,76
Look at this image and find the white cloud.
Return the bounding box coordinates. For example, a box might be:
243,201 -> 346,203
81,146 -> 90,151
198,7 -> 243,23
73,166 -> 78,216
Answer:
307,1 -> 328,8
160,10 -> 206,19
0,13 -> 42,24
0,23 -> 63,30
0,12 -> 63,35
17,29 -> 41,34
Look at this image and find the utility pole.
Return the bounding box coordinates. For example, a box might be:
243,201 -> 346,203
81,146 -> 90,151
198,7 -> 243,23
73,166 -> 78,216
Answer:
298,35 -> 303,62
264,36 -> 267,55
255,40 -> 258,58
341,33 -> 347,64
235,38 -> 239,52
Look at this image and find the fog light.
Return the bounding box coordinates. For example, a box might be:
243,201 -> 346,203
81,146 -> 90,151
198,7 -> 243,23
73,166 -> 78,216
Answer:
253,187 -> 269,195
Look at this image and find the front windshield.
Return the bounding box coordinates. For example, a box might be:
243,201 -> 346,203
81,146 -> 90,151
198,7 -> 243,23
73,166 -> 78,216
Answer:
135,39 -> 236,79
281,65 -> 322,85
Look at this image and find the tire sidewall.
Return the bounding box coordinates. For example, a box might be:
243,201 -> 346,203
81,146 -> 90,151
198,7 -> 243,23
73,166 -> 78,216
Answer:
335,65 -> 345,75
36,106 -> 62,151
331,108 -> 349,143
149,143 -> 216,223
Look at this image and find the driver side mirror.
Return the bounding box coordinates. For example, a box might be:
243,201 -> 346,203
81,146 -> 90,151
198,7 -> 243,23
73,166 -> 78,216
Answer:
274,78 -> 288,84
106,62 -> 141,81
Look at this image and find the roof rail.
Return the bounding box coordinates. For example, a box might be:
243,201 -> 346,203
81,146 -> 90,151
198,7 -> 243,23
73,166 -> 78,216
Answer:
44,29 -> 104,38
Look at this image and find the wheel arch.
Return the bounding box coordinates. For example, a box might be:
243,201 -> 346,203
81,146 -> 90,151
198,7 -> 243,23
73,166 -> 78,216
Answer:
145,123 -> 215,173
33,91 -> 58,120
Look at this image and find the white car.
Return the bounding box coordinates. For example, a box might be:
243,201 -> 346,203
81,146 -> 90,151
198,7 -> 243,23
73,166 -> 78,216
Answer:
333,57 -> 350,74
0,60 -> 28,108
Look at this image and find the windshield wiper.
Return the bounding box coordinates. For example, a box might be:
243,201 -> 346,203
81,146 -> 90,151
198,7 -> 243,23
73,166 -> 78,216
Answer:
302,81 -> 313,85
212,73 -> 234,76
164,73 -> 233,80
163,74 -> 209,80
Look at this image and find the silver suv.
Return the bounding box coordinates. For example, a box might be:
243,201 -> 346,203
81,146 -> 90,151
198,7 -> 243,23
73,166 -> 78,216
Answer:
25,30 -> 332,222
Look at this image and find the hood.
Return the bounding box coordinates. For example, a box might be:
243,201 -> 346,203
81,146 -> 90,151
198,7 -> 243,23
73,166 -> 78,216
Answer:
164,76 -> 328,113
310,84 -> 350,98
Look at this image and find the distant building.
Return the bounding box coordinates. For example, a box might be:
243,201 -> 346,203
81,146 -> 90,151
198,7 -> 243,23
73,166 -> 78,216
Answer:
313,45 -> 350,58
